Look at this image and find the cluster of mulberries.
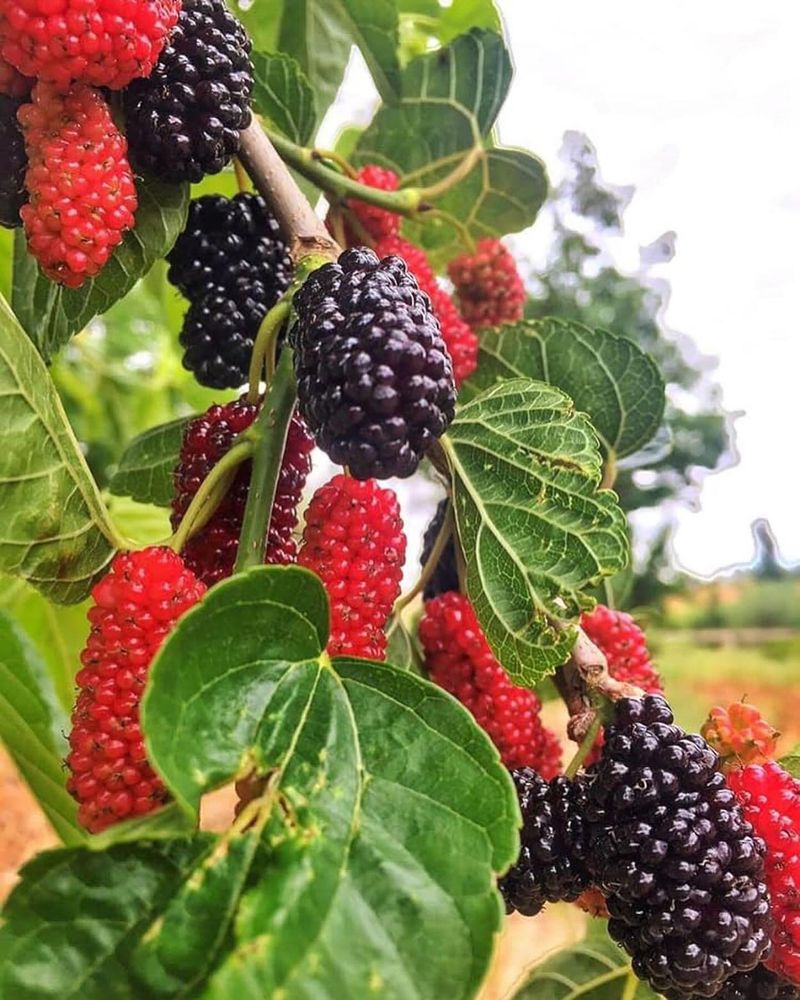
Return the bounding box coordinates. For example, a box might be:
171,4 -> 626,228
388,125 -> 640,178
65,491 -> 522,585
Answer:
703,703 -> 780,768
66,547 -> 205,833
166,193 -> 293,388
291,247 -> 456,481
171,396 -> 313,586
298,475 -> 406,661
419,591 -> 562,775
1,0 -> 254,285
585,695 -> 771,998
448,237 -> 526,329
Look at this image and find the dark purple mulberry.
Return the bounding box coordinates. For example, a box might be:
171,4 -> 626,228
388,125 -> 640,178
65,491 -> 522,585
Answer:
586,695 -> 771,999
419,498 -> 458,600
291,247 -> 456,480
0,95 -> 27,228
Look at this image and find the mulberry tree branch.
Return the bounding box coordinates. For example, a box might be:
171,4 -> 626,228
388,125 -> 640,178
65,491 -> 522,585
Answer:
238,119 -> 340,263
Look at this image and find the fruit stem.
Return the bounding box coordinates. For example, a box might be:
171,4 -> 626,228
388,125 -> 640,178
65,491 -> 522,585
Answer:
600,450 -> 617,490
423,208 -> 477,255
394,500 -> 454,612
247,299 -> 292,402
169,440 -> 254,554
233,157 -> 250,194
263,125 -> 429,220
564,712 -> 603,779
311,147 -> 358,179
238,119 -> 340,263
234,348 -> 298,573
416,144 -> 483,201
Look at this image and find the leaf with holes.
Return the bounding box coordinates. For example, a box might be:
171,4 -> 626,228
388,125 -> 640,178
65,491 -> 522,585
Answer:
444,378 -> 629,686
12,175 -> 188,360
143,565 -> 518,999
251,50 -> 318,144
513,920 -> 659,999
461,318 -> 666,460
109,417 -> 188,508
0,610 -> 84,845
0,294 -> 116,603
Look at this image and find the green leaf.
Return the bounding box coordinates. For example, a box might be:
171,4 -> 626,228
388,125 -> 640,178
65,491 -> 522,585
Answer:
436,0 -> 502,44
0,838 -> 215,999
461,318 -> 666,460
0,576 -> 89,712
444,378 -> 629,685
514,919 -> 658,999
250,49 -> 318,144
354,32 -> 545,265
276,1 -> 355,130
12,175 -> 188,360
384,611 -> 423,673
0,294 -> 115,603
337,0 -> 402,103
780,746 -> 800,778
106,496 -> 172,547
109,417 -> 188,508
0,611 -> 84,845
144,565 -> 518,1000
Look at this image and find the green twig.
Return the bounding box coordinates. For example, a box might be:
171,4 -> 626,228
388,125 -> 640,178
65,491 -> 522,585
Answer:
394,501 -> 454,613
169,439 -> 254,554
247,299 -> 291,401
234,349 -> 298,573
564,712 -> 603,779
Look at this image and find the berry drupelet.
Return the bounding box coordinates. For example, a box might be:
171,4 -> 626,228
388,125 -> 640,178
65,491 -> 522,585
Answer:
419,592 -> 562,775
123,0 -> 253,183
291,247 -> 456,480
716,966 -> 799,1000
419,498 -> 459,600
297,475 -> 406,661
447,237 -> 526,329
171,398 -> 313,586
586,695 -> 771,999
499,769 -> 592,916
0,0 -> 180,91
374,234 -> 478,386
0,95 -> 27,229
18,82 -> 137,287
728,763 -> 800,986
66,547 -> 206,833
166,193 -> 293,388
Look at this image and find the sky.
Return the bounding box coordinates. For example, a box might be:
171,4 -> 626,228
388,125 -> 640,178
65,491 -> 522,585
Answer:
321,1 -> 800,579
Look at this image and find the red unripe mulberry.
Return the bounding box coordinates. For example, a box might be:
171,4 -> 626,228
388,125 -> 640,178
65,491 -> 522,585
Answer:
66,547 -> 206,833
17,82 -> 137,287
419,592 -> 562,775
298,475 -> 406,661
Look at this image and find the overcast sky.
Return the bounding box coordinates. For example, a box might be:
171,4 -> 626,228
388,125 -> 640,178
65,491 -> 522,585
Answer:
324,1 -> 800,579
496,0 -> 799,577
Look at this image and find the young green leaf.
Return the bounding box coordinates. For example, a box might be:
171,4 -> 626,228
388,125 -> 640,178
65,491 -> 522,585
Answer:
12,175 -> 188,360
444,378 -> 630,686
514,919 -> 659,999
0,838 -> 214,999
779,746 -> 800,778
143,565 -> 518,1000
275,1 -> 355,127
461,318 -> 666,460
0,294 -> 116,603
0,611 -> 84,845
251,50 -> 318,144
336,0 -> 402,103
0,576 -> 89,712
109,417 -> 189,508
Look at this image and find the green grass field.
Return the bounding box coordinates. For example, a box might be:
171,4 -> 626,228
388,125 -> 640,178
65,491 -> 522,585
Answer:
652,633 -> 800,745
